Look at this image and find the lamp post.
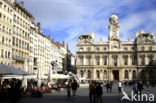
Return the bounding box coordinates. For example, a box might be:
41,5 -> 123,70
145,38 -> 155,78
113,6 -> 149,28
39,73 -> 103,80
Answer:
75,58 -> 77,74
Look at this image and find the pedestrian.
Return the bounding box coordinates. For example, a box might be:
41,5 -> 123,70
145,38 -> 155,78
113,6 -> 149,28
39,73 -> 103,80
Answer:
106,81 -> 110,93
95,82 -> 103,103
151,81 -> 155,88
66,82 -> 71,97
118,81 -> 122,94
133,82 -> 138,94
137,81 -> 144,100
146,81 -> 149,90
71,80 -> 79,96
89,81 -> 96,103
109,81 -> 113,93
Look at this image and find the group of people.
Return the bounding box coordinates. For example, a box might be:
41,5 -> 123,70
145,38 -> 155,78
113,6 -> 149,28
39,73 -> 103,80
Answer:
89,81 -> 103,103
66,80 -> 79,97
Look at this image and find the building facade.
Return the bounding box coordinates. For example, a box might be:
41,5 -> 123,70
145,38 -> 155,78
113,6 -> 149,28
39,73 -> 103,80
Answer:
0,0 -> 14,65
76,13 -> 156,82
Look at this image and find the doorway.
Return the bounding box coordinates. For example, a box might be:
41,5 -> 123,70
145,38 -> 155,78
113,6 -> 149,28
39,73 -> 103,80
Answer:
113,70 -> 119,80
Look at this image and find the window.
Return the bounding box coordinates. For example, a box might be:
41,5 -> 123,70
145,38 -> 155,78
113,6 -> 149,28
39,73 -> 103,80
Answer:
103,57 -> 107,65
2,37 -> 4,44
96,48 -> 99,52
124,47 -> 128,51
1,49 -> 3,58
103,48 -> 107,51
132,70 -> 137,79
149,46 -> 152,51
79,47 -> 83,52
80,57 -> 83,65
87,57 -> 91,65
96,71 -> 100,79
96,57 -> 100,65
5,51 -> 7,58
141,57 -> 145,65
88,71 -> 91,79
80,70 -> 84,78
114,57 -> 117,66
124,56 -> 128,65
87,47 -> 91,52
104,70 -> 107,79
8,52 -> 10,58
125,70 -> 129,79
141,46 -> 145,51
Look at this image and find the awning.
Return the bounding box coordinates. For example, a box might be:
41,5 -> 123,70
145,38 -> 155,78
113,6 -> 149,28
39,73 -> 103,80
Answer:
51,74 -> 71,79
0,64 -> 32,75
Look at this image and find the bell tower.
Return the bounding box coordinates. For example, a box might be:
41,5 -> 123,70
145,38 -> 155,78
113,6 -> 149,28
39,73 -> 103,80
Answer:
108,12 -> 119,40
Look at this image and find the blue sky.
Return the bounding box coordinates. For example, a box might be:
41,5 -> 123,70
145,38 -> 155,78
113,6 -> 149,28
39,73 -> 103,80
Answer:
18,0 -> 156,54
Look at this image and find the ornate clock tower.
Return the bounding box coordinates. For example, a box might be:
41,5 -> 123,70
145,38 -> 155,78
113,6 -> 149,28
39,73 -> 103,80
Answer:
108,12 -> 119,40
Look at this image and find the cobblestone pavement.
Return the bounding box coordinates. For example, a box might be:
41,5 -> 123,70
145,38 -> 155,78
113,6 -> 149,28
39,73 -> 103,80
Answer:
1,84 -> 156,103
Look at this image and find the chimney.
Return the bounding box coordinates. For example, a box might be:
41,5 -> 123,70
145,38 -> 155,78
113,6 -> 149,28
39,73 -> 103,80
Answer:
66,43 -> 68,49
135,32 -> 139,38
37,22 -> 40,31
48,35 -> 50,39
51,39 -> 55,43
62,41 -> 65,47
19,1 -> 24,7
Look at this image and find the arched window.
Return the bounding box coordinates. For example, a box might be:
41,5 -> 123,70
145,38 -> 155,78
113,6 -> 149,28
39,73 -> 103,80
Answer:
132,70 -> 137,79
96,71 -> 100,79
88,71 -> 91,79
124,56 -> 128,65
79,47 -> 83,52
104,70 -> 107,79
103,48 -> 107,51
103,57 -> 107,65
125,70 -> 129,79
80,70 -> 84,78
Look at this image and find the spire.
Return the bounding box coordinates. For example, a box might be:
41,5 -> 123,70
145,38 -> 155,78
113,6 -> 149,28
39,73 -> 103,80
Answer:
113,12 -> 115,15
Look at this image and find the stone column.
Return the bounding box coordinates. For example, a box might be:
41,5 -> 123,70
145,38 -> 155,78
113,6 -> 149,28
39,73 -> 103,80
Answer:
108,55 -> 112,65
119,54 -> 122,66
129,70 -> 132,81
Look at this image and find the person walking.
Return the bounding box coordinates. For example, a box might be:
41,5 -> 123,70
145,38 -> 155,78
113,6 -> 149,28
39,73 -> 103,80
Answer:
109,81 -> 113,93
95,82 -> 103,103
106,81 -> 110,93
118,81 -> 122,94
138,81 -> 144,100
89,81 -> 96,103
66,82 -> 71,97
71,80 -> 79,96
133,82 -> 138,94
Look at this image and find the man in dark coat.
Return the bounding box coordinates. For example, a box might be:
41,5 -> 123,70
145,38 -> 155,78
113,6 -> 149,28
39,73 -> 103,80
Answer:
71,80 -> 79,96
95,82 -> 103,103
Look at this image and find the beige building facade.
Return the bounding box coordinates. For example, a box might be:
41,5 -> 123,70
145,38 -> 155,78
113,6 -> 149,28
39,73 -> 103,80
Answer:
76,13 -> 156,82
0,0 -> 14,65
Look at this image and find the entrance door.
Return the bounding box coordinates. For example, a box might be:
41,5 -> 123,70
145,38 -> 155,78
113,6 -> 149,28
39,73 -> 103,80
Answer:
113,70 -> 119,80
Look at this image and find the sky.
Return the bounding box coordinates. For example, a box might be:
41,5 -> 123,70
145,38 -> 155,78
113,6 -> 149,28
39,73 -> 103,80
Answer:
18,0 -> 156,54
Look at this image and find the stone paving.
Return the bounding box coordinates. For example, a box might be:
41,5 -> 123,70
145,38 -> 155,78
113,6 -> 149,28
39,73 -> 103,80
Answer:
1,84 -> 156,103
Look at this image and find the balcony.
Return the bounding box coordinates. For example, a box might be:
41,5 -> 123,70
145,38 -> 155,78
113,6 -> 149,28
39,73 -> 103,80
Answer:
12,55 -> 25,62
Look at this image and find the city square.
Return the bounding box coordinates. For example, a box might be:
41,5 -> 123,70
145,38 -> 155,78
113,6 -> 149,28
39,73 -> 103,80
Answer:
0,0 -> 156,103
